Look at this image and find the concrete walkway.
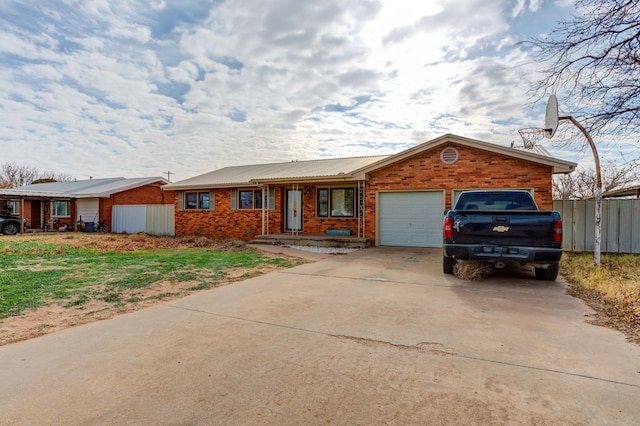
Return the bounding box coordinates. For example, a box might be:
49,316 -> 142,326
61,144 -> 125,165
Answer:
1,247 -> 639,425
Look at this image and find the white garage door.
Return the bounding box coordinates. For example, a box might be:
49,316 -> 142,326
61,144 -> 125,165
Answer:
379,191 -> 443,247
76,198 -> 99,223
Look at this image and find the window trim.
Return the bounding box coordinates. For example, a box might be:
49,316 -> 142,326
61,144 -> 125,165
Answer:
51,200 -> 71,218
180,190 -> 215,211
238,189 -> 263,210
4,200 -> 20,215
231,188 -> 276,211
316,187 -> 357,218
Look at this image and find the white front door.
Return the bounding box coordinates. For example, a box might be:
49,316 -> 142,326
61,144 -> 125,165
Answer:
286,189 -> 302,231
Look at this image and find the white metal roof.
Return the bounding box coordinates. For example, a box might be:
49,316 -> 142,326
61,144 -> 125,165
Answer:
0,188 -> 67,198
162,156 -> 389,190
2,177 -> 168,199
163,133 -> 577,191
511,144 -> 555,157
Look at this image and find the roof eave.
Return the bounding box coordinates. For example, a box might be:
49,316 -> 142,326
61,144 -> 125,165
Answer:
250,174 -> 357,185
162,182 -> 259,191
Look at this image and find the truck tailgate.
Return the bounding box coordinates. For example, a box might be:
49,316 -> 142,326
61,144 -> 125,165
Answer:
452,211 -> 557,247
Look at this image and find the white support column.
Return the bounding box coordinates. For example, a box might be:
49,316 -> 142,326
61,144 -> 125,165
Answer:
261,185 -> 269,236
357,180 -> 365,238
291,183 -> 299,236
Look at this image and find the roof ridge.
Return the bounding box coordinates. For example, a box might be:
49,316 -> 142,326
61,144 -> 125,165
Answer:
222,154 -> 390,169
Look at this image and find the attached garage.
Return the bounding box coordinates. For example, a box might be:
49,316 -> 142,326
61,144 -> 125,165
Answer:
378,191 -> 444,247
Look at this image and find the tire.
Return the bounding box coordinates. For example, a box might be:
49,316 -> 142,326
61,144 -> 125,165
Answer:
100,224 -> 110,233
2,222 -> 19,235
443,256 -> 456,274
535,262 -> 559,281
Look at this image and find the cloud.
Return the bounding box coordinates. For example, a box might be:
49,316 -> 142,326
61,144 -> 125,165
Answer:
0,0 -> 633,181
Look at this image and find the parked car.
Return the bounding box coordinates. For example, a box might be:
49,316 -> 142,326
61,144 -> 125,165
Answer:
443,190 -> 563,280
0,214 -> 28,235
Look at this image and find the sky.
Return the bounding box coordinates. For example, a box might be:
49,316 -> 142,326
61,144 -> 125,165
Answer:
1,0 -> 636,182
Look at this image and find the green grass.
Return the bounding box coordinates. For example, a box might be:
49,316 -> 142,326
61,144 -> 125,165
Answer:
0,240 -> 294,319
562,253 -> 640,342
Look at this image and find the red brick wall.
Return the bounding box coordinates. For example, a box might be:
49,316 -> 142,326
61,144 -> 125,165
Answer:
173,144 -> 554,242
364,143 -> 553,243
301,186 -> 360,235
174,188 -> 284,239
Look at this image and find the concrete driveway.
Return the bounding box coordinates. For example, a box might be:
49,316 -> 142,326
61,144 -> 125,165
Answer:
1,247 -> 639,425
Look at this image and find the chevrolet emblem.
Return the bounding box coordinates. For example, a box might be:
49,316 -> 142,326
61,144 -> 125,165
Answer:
493,225 -> 510,233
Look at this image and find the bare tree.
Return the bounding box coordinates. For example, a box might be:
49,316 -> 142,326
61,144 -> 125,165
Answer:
0,163 -> 40,188
529,0 -> 640,135
0,163 -> 75,188
553,158 -> 640,199
36,170 -> 75,183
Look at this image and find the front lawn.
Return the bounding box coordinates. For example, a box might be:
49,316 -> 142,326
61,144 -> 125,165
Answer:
0,233 -> 301,344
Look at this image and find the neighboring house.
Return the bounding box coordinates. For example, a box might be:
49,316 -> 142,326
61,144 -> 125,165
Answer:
162,134 -> 576,247
0,177 -> 169,232
602,184 -> 640,199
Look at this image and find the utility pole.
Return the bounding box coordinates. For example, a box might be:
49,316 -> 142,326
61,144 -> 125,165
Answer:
164,171 -> 173,182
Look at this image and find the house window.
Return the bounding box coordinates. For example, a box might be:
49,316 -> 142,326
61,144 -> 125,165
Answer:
185,191 -> 211,210
3,200 -> 20,215
231,188 -> 274,211
317,189 -> 329,217
239,189 -> 262,210
52,201 -> 71,217
317,188 -> 356,218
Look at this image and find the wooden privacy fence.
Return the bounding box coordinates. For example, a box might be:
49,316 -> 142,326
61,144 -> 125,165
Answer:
553,199 -> 640,254
112,204 -> 175,236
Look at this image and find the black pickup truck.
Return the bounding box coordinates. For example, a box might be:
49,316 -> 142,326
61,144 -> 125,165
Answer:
442,190 -> 563,280
0,214 -> 27,235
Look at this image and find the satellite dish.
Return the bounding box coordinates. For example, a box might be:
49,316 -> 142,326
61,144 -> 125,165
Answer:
545,94 -> 559,138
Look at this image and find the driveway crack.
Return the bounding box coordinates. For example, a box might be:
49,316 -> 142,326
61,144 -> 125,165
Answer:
331,334 -> 457,357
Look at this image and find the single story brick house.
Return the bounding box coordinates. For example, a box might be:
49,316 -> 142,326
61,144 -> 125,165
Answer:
0,177 -> 169,232
162,134 -> 576,247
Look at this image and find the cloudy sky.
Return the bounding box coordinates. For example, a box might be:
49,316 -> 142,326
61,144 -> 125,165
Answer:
0,0 -> 632,181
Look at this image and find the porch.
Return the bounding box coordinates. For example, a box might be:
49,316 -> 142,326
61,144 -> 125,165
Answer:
250,233 -> 371,249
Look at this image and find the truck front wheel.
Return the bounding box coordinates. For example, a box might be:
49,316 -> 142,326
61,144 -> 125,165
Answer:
535,262 -> 559,281
443,257 -> 456,274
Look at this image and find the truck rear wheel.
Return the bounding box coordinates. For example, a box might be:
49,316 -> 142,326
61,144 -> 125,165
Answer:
443,257 -> 456,274
535,262 -> 559,281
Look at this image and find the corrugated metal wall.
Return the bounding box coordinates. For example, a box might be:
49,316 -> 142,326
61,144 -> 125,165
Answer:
146,204 -> 175,236
553,199 -> 640,254
112,205 -> 174,236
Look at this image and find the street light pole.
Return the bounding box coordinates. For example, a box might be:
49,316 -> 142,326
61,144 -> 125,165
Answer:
560,115 -> 602,266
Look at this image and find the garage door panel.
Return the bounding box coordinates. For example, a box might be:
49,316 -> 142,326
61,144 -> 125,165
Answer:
379,192 -> 442,247
76,198 -> 99,223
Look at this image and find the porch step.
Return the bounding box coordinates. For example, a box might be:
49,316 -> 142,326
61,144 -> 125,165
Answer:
250,233 -> 371,249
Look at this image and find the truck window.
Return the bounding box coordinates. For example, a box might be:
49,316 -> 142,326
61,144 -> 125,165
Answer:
457,192 -> 536,211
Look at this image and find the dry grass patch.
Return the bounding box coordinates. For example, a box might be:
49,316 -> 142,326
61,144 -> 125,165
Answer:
454,260 -> 495,280
562,253 -> 640,344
